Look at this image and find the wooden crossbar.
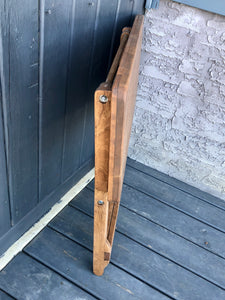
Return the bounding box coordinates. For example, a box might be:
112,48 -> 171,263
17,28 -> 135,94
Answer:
93,15 -> 144,276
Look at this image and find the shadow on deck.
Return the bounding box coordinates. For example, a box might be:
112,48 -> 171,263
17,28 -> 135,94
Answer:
1,158 -> 225,299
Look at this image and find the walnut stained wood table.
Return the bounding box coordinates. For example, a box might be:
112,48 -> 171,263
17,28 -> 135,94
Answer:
94,15 -> 144,276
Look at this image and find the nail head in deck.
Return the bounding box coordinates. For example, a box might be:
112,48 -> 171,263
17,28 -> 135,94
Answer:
99,95 -> 108,103
45,9 -> 52,14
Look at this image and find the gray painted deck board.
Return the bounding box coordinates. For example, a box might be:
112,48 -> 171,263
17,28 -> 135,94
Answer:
87,181 -> 225,258
24,227 -> 168,300
69,189 -> 225,289
1,159 -> 225,299
124,165 -> 225,233
0,290 -> 14,300
46,209 -> 225,299
0,252 -> 95,300
127,158 -> 225,211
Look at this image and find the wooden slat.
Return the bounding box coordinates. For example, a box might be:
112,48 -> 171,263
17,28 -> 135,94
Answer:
0,82 -> 10,236
0,158 -> 93,257
127,157 -> 225,211
61,0 -> 98,181
0,2 -> 11,237
88,180 -> 225,259
132,0 -> 145,16
79,0 -> 121,167
124,166 -> 225,233
3,0 -> 39,224
89,0 -> 122,86
106,0 -> 135,71
0,252 -> 94,300
0,290 -> 14,300
24,227 -> 167,300
39,0 -> 73,198
93,27 -> 131,275
71,188 -> 94,215
94,85 -> 112,274
107,16 -> 143,245
120,184 -> 225,259
70,188 -> 225,289
94,15 -> 144,276
48,206 -> 225,299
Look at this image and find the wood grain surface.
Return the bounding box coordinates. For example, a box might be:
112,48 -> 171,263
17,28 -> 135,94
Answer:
94,15 -> 144,275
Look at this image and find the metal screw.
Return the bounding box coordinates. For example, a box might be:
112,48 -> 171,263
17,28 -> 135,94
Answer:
97,200 -> 104,205
99,95 -> 108,103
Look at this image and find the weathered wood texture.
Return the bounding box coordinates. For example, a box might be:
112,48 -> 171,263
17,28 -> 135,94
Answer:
0,0 -> 145,255
94,15 -> 144,275
0,81 -> 10,237
108,16 -> 144,245
0,252 -> 94,300
1,159 -> 225,299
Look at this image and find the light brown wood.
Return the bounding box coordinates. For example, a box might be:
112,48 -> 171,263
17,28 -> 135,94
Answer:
93,87 -> 111,276
106,27 -> 131,86
93,15 -> 144,276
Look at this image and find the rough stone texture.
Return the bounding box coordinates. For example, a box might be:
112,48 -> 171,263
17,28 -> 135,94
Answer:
128,0 -> 225,200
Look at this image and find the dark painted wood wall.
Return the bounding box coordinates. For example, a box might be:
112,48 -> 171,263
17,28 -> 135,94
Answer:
0,0 -> 145,255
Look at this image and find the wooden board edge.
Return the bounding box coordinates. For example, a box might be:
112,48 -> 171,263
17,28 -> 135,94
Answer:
0,168 -> 95,271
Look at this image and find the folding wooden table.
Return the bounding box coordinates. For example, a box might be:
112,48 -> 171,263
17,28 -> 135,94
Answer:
94,15 -> 144,276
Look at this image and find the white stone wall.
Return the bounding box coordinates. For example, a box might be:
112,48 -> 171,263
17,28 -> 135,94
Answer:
128,0 -> 225,199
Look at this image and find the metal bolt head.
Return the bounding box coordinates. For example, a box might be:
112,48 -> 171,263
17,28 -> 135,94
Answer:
97,200 -> 104,205
99,95 -> 108,103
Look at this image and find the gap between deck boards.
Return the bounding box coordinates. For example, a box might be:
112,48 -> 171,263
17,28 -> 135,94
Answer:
0,168 -> 95,271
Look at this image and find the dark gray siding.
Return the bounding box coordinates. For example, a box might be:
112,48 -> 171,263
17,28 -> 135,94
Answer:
0,81 -> 11,237
0,0 -> 145,255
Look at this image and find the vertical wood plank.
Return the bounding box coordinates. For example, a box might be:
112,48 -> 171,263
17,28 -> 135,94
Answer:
108,0 -> 134,69
39,0 -> 73,198
0,0 -> 11,236
0,0 -> 10,157
61,0 -> 98,180
4,0 -> 39,224
80,0 -> 120,167
0,71 -> 11,237
132,0 -> 145,16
